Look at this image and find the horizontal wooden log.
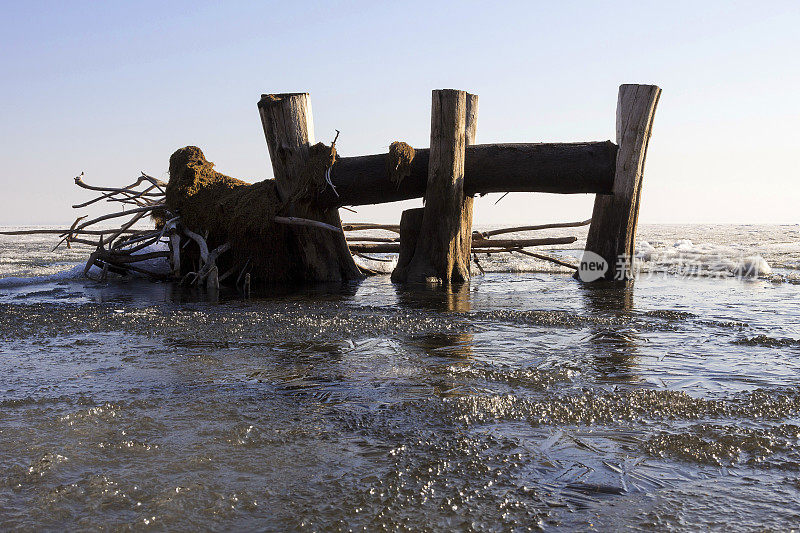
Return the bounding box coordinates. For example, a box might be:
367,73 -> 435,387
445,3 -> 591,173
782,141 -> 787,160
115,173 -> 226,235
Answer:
471,236 -> 577,248
342,223 -> 401,233
0,229 -> 144,236
477,218 -> 592,238
349,236 -> 576,254
320,141 -> 616,207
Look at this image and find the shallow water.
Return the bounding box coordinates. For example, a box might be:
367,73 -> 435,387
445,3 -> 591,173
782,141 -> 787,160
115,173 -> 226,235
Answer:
1,226 -> 799,530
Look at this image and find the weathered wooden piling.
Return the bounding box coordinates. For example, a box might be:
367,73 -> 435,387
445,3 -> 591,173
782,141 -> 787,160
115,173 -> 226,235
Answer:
392,90 -> 476,284
257,93 -> 363,282
458,93 -> 479,279
583,84 -> 661,281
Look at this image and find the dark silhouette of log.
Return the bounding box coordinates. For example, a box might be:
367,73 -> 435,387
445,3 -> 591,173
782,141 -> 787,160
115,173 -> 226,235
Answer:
582,84 -> 661,281
319,141 -> 617,207
257,93 -> 363,282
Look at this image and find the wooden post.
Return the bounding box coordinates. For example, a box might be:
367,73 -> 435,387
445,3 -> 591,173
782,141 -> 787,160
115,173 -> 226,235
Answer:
391,94 -> 478,283
257,93 -> 363,282
582,84 -> 661,281
394,89 -> 472,284
457,94 -> 479,274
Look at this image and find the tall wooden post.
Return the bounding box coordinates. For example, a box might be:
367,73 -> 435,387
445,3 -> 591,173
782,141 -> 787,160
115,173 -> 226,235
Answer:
457,94 -> 479,273
393,90 -> 477,284
582,84 -> 661,281
257,93 -> 363,282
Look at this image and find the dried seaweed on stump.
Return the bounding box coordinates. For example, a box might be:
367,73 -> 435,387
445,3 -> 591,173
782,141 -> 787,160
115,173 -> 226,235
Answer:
289,142 -> 337,205
165,146 -> 295,284
387,141 -> 415,187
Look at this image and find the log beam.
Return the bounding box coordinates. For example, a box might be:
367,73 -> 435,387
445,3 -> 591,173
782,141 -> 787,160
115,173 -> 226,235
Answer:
582,84 -> 661,281
320,141 -> 617,207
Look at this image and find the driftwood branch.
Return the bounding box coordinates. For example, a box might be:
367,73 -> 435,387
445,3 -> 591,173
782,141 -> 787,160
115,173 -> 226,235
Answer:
476,219 -> 591,238
274,216 -> 343,234
510,248 -> 578,270
348,236 -> 576,254
182,227 -> 210,263
342,223 -> 401,233
65,205 -> 161,236
471,236 -> 577,248
0,228 -> 145,237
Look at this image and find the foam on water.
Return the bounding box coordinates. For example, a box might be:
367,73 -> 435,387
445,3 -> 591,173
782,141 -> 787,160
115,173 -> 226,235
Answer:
0,242 -> 170,289
636,239 -> 773,277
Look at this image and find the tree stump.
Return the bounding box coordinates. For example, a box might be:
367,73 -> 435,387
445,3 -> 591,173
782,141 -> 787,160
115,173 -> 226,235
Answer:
393,90 -> 478,284
391,207 -> 424,282
257,93 -> 363,282
582,84 -> 661,281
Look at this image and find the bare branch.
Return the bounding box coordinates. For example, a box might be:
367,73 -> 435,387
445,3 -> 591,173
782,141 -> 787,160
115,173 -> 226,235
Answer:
274,216 -> 343,234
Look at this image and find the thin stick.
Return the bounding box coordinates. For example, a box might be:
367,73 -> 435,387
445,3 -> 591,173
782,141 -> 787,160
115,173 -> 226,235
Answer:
72,183 -> 162,209
94,259 -> 170,280
139,172 -> 168,191
65,205 -> 161,235
114,216 -> 178,252
112,230 -> 161,251
169,233 -> 181,277
354,252 -> 395,262
472,253 -> 486,274
346,236 -> 398,243
192,242 -> 231,285
342,223 -> 401,233
274,216 -> 343,234
494,192 -> 510,205
67,237 -> 102,247
73,174 -> 158,195
182,227 -> 209,263
96,250 -> 171,264
0,228 -> 144,236
218,262 -> 240,283
348,236 -> 576,254
511,248 -> 578,270
236,258 -> 252,287
105,210 -> 148,248
478,219 -> 592,238
471,236 -> 577,248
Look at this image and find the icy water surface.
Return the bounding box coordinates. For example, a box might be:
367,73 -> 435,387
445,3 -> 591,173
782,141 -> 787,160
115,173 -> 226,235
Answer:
1,226 -> 800,530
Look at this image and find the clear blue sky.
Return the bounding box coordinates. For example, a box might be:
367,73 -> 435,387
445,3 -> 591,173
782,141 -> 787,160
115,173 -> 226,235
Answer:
1,1 -> 798,225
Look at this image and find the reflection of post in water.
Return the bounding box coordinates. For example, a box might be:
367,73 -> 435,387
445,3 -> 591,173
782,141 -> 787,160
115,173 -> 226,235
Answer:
394,282 -> 474,362
579,281 -> 634,314
411,332 -> 475,398
394,280 -> 472,313
579,282 -> 639,378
